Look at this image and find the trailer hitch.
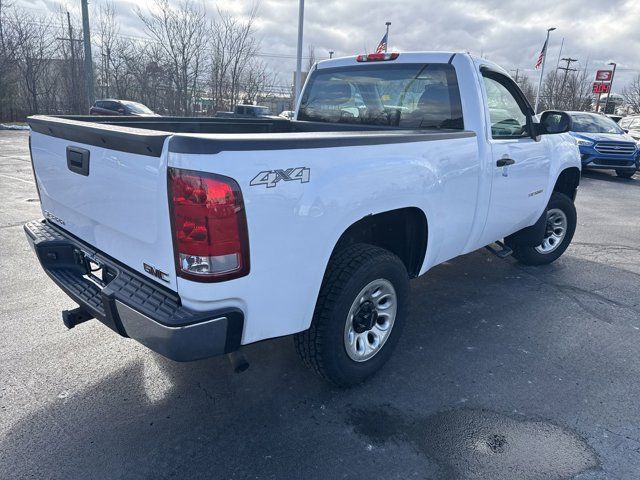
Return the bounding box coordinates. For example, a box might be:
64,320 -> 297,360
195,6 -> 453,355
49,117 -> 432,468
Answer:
62,307 -> 94,329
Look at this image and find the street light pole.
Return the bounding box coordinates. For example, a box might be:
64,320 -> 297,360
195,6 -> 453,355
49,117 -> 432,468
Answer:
603,62 -> 617,114
294,0 -> 305,108
329,50 -> 334,59
534,27 -> 556,114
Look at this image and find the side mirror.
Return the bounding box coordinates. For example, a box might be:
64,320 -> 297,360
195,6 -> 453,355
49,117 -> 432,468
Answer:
538,110 -> 572,134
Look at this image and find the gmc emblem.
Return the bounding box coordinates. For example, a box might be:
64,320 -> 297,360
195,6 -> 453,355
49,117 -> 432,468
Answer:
143,263 -> 169,282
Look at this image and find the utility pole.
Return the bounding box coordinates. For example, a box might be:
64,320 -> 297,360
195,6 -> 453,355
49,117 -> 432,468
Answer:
557,57 -> 578,106
603,62 -> 617,114
555,37 -> 564,71
329,50 -> 334,59
535,27 -> 556,114
81,0 -> 95,108
294,0 -> 304,107
384,22 -> 391,53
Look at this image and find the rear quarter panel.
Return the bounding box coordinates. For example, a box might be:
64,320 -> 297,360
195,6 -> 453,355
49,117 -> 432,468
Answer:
168,135 -> 480,344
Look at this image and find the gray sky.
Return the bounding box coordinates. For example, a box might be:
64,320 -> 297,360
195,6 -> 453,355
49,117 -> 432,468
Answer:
19,0 -> 640,91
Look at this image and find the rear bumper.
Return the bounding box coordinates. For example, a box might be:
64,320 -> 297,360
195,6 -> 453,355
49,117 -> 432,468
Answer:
24,220 -> 244,362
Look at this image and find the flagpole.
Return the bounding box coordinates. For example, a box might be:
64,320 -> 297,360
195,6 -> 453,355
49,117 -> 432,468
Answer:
385,22 -> 391,53
534,27 -> 556,114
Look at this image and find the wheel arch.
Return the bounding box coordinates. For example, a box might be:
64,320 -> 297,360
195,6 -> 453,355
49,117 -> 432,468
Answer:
329,207 -> 428,278
553,167 -> 581,201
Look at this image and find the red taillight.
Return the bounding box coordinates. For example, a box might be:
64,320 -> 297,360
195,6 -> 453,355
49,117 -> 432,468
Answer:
356,52 -> 400,62
168,168 -> 249,282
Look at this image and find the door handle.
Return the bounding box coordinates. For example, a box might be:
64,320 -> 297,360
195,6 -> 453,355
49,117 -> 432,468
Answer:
496,158 -> 515,167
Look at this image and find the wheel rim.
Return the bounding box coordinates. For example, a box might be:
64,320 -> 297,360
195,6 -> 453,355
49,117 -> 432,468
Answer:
535,208 -> 568,254
344,279 -> 397,362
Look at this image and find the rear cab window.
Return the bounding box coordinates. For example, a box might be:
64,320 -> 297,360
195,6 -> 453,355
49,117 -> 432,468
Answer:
298,63 -> 464,129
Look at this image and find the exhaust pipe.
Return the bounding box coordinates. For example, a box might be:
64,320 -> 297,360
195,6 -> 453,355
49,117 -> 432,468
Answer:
62,307 -> 94,329
228,350 -> 250,373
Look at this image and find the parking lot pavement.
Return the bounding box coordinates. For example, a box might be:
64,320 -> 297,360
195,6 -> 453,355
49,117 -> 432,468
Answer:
0,129 -> 639,479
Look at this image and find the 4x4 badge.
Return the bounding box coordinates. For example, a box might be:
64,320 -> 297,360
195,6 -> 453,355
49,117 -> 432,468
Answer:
250,167 -> 310,188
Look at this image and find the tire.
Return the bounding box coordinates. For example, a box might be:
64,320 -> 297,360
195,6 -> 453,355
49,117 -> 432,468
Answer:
294,243 -> 409,387
506,191 -> 576,266
615,169 -> 636,179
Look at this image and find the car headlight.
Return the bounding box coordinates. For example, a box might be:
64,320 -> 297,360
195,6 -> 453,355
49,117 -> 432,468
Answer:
575,138 -> 594,147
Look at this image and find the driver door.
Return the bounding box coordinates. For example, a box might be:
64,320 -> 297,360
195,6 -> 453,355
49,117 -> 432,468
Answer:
479,69 -> 551,245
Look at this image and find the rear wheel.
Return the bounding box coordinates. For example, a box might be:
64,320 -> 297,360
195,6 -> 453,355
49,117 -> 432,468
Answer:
616,169 -> 636,179
506,192 -> 576,266
294,244 -> 409,387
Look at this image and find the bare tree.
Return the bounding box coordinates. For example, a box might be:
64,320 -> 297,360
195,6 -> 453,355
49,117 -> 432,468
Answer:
0,0 -> 276,121
9,8 -> 59,114
540,65 -> 591,111
242,59 -> 278,104
515,74 -> 536,106
306,44 -> 316,72
209,5 -> 260,111
0,0 -> 17,119
622,74 -> 640,113
97,1 -> 119,99
137,0 -> 207,114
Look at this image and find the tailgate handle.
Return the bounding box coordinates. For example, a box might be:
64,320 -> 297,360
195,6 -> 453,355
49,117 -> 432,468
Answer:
66,146 -> 90,176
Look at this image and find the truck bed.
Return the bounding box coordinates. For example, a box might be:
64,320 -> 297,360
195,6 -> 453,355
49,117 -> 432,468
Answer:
27,115 -> 470,157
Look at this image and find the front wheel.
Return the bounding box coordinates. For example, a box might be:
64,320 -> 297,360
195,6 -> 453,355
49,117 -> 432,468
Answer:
294,244 -> 409,387
616,169 -> 636,179
506,191 -> 577,266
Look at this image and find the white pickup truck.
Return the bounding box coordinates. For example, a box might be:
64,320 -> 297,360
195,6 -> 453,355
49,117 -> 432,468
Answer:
25,52 -> 580,386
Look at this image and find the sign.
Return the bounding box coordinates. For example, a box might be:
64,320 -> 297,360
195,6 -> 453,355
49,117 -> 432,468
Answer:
592,82 -> 611,94
595,70 -> 613,81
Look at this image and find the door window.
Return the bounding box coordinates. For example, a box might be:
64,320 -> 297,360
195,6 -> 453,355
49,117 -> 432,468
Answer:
482,73 -> 530,138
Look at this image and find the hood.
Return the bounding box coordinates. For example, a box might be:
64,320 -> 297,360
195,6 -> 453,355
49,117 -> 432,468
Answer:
570,131 -> 636,144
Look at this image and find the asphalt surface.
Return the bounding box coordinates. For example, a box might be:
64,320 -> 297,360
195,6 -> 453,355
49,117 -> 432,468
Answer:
1,129 -> 639,479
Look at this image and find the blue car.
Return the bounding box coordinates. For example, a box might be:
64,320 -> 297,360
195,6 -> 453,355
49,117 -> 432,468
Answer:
568,111 -> 639,178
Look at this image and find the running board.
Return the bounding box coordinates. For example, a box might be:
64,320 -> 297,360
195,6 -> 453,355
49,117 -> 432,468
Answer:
485,241 -> 513,259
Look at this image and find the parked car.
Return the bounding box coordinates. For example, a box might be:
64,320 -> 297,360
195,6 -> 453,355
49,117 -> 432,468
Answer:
606,114 -> 623,124
25,51 -> 580,386
619,115 -> 640,142
279,110 -> 295,120
215,104 -> 276,119
89,99 -> 159,116
568,111 -> 639,178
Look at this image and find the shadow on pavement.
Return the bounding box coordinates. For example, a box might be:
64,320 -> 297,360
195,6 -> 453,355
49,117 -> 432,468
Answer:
581,168 -> 638,185
3,250 -> 639,479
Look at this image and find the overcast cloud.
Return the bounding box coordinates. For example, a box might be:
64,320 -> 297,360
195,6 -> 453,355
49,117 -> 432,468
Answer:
16,0 -> 640,90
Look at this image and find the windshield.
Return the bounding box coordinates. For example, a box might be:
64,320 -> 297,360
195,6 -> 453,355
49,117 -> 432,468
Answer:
570,113 -> 623,134
122,101 -> 154,114
298,63 -> 463,129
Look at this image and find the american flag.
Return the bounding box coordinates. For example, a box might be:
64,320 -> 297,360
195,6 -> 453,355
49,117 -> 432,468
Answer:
375,32 -> 388,54
535,38 -> 548,70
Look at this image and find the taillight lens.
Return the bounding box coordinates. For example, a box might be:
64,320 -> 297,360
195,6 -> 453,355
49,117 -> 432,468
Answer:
356,52 -> 400,62
168,168 -> 249,282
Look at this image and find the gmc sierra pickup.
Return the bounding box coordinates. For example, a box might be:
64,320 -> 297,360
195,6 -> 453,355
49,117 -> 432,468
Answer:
25,52 -> 581,386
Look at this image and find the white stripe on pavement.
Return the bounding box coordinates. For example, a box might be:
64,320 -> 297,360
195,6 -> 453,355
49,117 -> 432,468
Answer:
0,173 -> 34,185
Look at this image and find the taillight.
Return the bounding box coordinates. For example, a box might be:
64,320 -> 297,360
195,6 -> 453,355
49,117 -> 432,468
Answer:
168,168 -> 249,282
356,52 -> 399,62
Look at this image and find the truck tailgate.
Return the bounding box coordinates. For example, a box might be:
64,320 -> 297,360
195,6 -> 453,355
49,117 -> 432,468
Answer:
28,117 -> 178,290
